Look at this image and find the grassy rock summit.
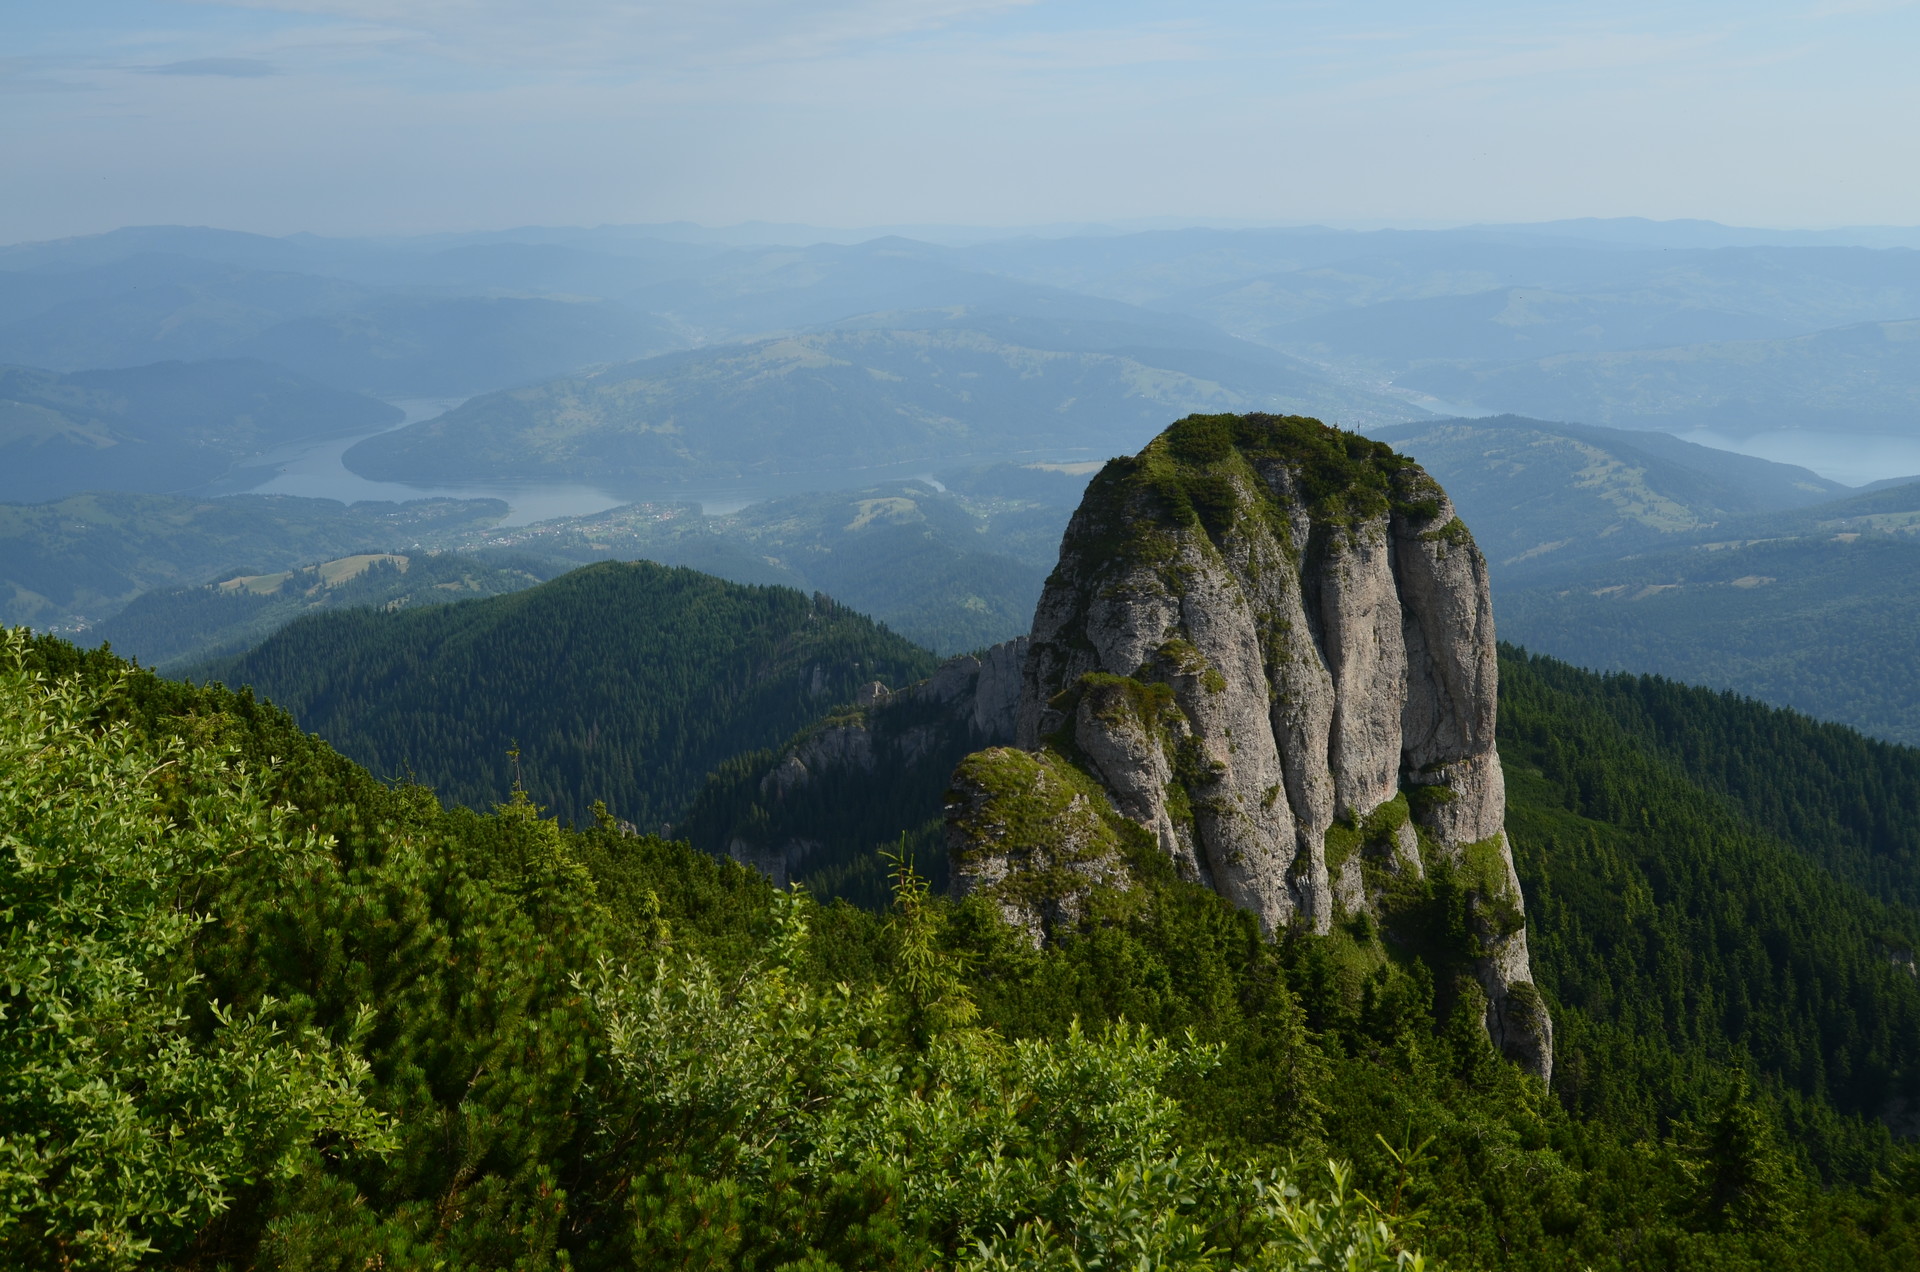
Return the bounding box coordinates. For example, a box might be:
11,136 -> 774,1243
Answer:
949,413 -> 1552,1079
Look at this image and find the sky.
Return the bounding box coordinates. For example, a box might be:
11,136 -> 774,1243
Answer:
4,0 -> 1919,242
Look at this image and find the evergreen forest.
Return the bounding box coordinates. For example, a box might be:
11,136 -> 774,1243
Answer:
188,561 -> 939,829
10,609 -> 1920,1269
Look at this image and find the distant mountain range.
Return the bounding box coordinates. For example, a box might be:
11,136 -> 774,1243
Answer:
7,221 -> 1920,478
341,316 -> 1413,491
1400,319 -> 1920,436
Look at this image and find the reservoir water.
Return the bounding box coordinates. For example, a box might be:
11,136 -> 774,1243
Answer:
229,398 -> 626,527
225,397 -> 1105,521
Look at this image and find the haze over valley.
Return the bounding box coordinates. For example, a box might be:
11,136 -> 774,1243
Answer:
10,214 -> 1920,738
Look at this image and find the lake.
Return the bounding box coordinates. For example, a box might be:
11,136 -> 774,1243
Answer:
225,398 -> 1099,521
229,398 -> 627,527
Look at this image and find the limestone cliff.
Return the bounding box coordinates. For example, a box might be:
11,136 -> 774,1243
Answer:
946,413 -> 1552,1081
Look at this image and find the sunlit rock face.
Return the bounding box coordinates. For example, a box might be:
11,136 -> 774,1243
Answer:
948,413 -> 1552,1083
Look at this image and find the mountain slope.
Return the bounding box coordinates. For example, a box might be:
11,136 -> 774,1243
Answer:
225,295 -> 684,397
0,254 -> 372,369
0,358 -> 401,500
1494,507 -> 1920,745
193,560 -> 940,826
1381,425 -> 1920,745
0,490 -> 505,630
1401,318 -> 1920,435
17,617 -> 1920,1267
342,320 -> 1417,491
1369,415 -> 1846,574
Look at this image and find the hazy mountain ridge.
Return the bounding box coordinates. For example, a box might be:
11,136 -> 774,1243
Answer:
0,490 -> 505,631
1401,317 -> 1920,435
12,222 -> 1920,461
341,320 -> 1416,491
1371,415 -> 1848,574
0,359 -> 401,502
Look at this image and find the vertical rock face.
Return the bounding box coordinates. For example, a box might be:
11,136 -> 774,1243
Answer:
951,414 -> 1552,1082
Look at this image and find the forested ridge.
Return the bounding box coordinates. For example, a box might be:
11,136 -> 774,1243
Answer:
1498,651 -> 1920,1176
189,560 -> 938,828
1497,532 -> 1920,746
11,617 -> 1920,1266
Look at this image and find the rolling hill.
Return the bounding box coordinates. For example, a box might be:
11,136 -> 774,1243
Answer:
191,560 -> 940,826
87,549 -> 561,671
222,295 -> 684,397
0,490 -> 504,631
342,317 -> 1414,491
1369,415 -> 1847,574
1369,417 -> 1920,743
1492,481 -> 1920,746
0,358 -> 402,501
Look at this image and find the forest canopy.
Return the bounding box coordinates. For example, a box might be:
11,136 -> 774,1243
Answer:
5,626 -> 1920,1269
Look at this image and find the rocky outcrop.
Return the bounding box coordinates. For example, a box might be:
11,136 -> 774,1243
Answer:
945,747 -> 1133,944
948,414 -> 1552,1082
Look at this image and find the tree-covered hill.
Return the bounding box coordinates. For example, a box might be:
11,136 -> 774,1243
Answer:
191,560 -> 941,828
0,358 -> 401,502
6,626 -> 1432,1271
682,640 -> 1920,1169
10,625 -> 1920,1268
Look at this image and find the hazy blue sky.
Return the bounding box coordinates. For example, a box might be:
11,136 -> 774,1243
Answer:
5,1 -> 1918,241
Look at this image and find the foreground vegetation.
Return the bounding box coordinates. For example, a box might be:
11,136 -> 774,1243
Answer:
7,627 -> 1920,1269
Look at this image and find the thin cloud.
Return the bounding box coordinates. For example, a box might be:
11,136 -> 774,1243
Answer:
145,57 -> 277,77
193,0 -> 1040,70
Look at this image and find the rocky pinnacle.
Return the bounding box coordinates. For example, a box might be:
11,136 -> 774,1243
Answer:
947,413 -> 1553,1082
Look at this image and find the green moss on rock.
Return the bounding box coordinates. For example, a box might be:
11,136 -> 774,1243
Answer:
1065,413 -> 1437,576
946,746 -> 1158,937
